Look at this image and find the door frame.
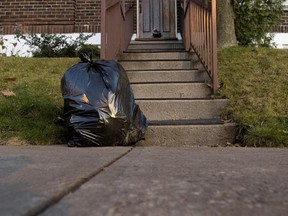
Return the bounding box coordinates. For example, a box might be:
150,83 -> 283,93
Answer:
136,0 -> 178,39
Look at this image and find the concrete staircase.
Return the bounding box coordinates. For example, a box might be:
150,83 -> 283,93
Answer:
117,40 -> 236,146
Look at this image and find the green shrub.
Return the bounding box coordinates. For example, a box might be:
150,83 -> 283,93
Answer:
17,32 -> 99,58
233,0 -> 284,47
0,36 -> 7,56
78,44 -> 100,59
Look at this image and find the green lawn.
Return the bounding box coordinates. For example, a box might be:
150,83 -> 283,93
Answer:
218,47 -> 288,147
0,57 -> 78,145
0,47 -> 288,146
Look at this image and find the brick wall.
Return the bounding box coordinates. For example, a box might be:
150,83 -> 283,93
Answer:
1,1 -> 287,35
0,0 -> 101,34
271,9 -> 288,33
75,0 -> 101,32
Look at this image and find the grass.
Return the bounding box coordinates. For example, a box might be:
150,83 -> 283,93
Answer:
218,47 -> 288,147
0,57 -> 78,145
0,47 -> 288,147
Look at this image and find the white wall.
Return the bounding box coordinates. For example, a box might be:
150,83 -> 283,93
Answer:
271,33 -> 288,49
271,1 -> 288,48
1,0 -> 288,58
0,33 -> 101,57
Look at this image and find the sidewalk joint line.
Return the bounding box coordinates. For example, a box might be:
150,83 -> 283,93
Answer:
21,147 -> 134,216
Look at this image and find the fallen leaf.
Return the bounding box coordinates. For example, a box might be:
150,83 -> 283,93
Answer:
81,94 -> 90,104
4,77 -> 17,82
0,90 -> 16,97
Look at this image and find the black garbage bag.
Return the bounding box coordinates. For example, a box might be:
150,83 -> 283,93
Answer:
61,53 -> 147,147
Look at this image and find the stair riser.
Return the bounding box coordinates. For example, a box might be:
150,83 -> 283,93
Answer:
127,43 -> 184,50
120,61 -> 192,70
138,124 -> 237,147
136,100 -> 227,121
118,52 -> 191,60
127,70 -> 205,83
123,49 -> 186,53
124,40 -> 236,146
131,40 -> 183,44
131,83 -> 211,99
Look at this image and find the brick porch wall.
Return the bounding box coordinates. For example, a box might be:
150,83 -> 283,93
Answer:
0,0 -> 101,34
271,9 -> 288,33
0,1 -> 287,35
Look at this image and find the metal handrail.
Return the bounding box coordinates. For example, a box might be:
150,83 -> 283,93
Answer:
101,0 -> 135,60
183,0 -> 218,94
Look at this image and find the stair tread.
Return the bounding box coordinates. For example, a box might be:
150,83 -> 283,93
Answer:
125,68 -> 199,73
131,82 -> 207,85
131,81 -> 204,84
140,123 -> 237,146
124,49 -> 185,53
126,69 -> 199,71
121,40 -> 235,146
118,59 -> 191,63
135,98 -> 226,101
122,51 -> 190,55
149,119 -> 224,126
131,40 -> 183,44
122,51 -> 188,53
121,60 -> 192,70
126,69 -> 200,72
123,50 -> 188,53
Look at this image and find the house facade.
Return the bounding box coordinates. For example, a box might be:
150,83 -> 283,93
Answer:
271,2 -> 288,33
1,0 -> 287,35
0,0 -> 288,53
0,0 -> 101,35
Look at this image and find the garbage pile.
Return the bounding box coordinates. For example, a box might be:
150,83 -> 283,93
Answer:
61,53 -> 147,147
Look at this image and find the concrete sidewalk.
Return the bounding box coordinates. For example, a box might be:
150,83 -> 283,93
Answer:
0,146 -> 288,216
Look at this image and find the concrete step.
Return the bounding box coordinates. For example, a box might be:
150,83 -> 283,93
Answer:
127,70 -> 205,83
120,60 -> 193,71
138,123 -> 237,147
136,99 -> 227,121
121,40 -> 236,146
127,43 -> 185,51
131,83 -> 211,99
123,49 -> 186,53
118,52 -> 191,61
130,40 -> 183,44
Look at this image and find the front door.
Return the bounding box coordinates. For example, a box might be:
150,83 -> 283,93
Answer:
137,0 -> 177,40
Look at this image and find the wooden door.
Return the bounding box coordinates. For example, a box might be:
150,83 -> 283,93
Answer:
137,0 -> 176,39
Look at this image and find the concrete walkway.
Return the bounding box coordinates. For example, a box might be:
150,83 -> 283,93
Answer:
0,146 -> 287,216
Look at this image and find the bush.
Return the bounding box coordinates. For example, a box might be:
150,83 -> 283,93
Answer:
0,36 -> 7,56
78,44 -> 100,59
233,0 -> 284,47
17,32 -> 99,58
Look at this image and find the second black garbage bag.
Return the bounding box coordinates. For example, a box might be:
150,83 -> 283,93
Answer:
61,54 -> 147,147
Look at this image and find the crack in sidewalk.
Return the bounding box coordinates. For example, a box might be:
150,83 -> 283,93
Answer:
21,147 -> 134,216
